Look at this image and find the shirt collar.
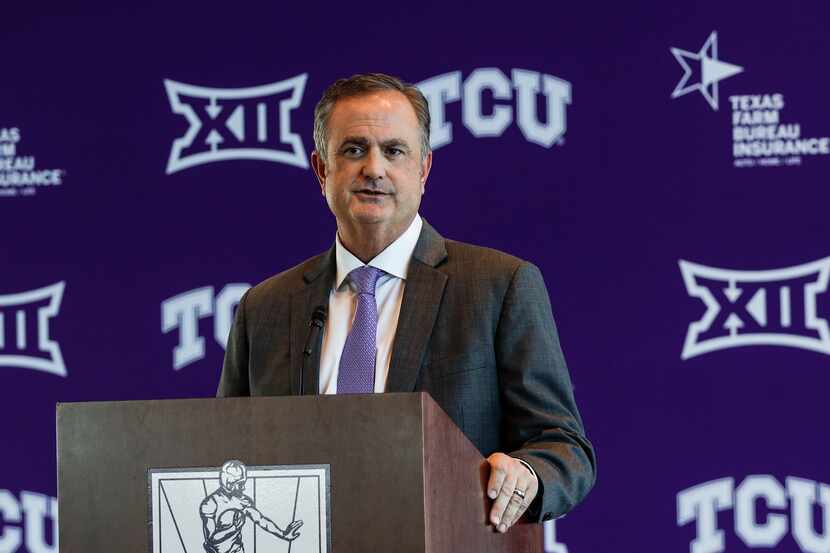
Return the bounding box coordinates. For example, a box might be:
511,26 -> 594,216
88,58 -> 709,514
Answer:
335,214 -> 423,289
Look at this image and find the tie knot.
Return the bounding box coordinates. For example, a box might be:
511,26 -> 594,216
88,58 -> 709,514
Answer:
349,266 -> 383,295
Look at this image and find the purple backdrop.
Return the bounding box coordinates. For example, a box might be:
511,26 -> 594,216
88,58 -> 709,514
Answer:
3,3 -> 830,553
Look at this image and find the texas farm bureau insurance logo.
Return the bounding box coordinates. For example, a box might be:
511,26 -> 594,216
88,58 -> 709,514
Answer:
0,282 -> 67,377
0,127 -> 66,198
679,258 -> 830,359
164,68 -> 571,174
670,31 -> 830,169
677,475 -> 830,553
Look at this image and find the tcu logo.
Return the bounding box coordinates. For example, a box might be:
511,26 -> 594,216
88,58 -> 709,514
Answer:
679,258 -> 830,359
0,282 -> 65,377
543,519 -> 568,553
0,489 -> 57,553
678,475 -> 830,553
161,284 -> 250,370
164,75 -> 308,174
417,68 -> 571,150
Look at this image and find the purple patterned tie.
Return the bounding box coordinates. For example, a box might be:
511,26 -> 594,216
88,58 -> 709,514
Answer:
337,266 -> 384,393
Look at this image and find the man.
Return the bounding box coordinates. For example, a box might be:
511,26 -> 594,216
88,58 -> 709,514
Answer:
218,73 -> 596,532
200,460 -> 302,553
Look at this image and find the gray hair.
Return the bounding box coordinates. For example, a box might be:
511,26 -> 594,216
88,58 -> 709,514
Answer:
313,73 -> 431,163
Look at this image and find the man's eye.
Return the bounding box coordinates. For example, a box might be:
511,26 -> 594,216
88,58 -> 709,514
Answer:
343,146 -> 363,156
386,148 -> 404,157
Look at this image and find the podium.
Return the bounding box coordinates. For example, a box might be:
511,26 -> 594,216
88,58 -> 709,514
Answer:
57,392 -> 540,552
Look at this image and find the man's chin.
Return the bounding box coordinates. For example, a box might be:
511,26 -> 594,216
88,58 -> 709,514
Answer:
347,207 -> 391,225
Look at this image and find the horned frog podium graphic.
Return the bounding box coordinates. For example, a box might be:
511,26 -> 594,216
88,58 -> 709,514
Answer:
149,460 -> 328,553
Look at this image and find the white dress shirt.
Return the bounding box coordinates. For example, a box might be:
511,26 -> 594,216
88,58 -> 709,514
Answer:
318,215 -> 423,394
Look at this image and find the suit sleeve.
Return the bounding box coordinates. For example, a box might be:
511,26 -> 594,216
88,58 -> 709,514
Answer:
495,262 -> 596,521
217,290 -> 252,397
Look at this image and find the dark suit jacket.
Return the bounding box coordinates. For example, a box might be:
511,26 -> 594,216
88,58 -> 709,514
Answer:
218,221 -> 596,521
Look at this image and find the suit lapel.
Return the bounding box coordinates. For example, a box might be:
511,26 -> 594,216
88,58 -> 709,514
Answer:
290,247 -> 335,396
386,221 -> 448,392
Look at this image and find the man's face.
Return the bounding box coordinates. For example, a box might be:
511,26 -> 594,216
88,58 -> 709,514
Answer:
312,90 -> 432,242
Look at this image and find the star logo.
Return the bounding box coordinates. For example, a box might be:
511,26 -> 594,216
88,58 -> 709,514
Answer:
670,31 -> 744,110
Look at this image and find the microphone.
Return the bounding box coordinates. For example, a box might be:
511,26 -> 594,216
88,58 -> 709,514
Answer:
300,305 -> 327,395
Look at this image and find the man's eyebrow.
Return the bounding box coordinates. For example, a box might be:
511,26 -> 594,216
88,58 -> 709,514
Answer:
337,137 -> 411,151
338,136 -> 370,148
379,139 -> 410,150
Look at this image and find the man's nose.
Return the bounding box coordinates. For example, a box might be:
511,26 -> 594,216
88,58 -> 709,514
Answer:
360,148 -> 386,181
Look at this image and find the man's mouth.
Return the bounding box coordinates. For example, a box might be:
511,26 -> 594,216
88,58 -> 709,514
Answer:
354,189 -> 390,197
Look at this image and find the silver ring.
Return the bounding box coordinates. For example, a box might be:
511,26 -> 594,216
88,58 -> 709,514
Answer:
513,489 -> 526,499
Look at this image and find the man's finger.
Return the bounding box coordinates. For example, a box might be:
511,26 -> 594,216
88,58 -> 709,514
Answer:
489,472 -> 518,527
499,472 -> 536,530
499,492 -> 527,531
486,460 -> 507,500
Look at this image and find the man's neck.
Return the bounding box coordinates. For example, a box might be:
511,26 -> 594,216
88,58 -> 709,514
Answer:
337,220 -> 412,263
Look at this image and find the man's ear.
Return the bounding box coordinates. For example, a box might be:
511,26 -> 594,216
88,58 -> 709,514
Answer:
311,150 -> 327,195
420,150 -> 433,194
